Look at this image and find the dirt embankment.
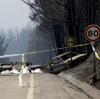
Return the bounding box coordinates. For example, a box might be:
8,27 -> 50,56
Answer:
59,44 -> 100,89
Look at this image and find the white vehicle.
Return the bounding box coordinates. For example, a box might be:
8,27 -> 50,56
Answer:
45,52 -> 87,74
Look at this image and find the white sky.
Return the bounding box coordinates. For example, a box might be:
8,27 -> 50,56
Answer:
0,0 -> 31,31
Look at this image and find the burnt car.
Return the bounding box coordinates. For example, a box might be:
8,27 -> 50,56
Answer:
44,52 -> 87,74
0,63 -> 13,73
28,64 -> 43,73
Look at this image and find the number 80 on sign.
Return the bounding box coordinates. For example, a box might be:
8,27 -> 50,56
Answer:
85,25 -> 100,42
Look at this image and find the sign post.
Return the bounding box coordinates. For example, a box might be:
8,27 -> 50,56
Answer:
85,24 -> 100,85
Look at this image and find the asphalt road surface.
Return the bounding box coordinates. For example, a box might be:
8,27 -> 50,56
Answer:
0,74 -> 29,99
0,73 -> 100,99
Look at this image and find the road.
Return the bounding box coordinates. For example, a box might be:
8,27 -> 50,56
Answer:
0,74 -> 29,99
0,73 -> 100,99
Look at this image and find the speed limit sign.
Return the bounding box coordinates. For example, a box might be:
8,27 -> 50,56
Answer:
85,25 -> 100,42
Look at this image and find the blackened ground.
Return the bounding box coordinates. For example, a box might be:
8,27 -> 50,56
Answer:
59,51 -> 100,90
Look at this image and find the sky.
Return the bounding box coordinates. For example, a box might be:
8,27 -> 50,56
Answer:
0,0 -> 31,31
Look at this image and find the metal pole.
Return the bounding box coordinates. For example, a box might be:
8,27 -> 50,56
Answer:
93,50 -> 97,85
91,42 -> 97,85
70,47 -> 72,62
90,0 -> 96,85
19,54 -> 26,86
22,54 -> 25,62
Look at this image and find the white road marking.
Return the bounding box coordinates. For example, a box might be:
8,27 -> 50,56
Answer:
19,73 -> 23,86
27,74 -> 34,99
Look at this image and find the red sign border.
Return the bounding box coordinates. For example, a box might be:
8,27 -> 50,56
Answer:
85,24 -> 100,42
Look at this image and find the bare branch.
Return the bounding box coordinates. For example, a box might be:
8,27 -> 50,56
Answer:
21,0 -> 30,6
22,0 -> 43,14
50,0 -> 64,6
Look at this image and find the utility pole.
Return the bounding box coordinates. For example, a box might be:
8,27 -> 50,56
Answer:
91,0 -> 97,85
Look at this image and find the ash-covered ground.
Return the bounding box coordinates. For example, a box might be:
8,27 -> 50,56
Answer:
59,45 -> 100,90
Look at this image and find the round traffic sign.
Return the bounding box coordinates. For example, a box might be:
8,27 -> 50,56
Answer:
85,25 -> 100,42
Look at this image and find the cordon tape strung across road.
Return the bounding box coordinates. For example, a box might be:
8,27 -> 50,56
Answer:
91,43 -> 100,60
0,43 -> 92,59
0,42 -> 99,61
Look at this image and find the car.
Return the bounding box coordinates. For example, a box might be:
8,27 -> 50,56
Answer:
44,52 -> 87,74
0,63 -> 13,73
